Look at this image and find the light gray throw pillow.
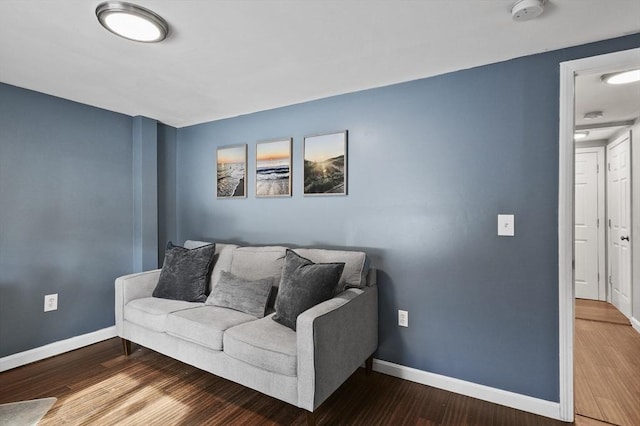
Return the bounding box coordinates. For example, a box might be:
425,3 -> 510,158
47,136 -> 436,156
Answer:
207,271 -> 273,318
273,250 -> 345,331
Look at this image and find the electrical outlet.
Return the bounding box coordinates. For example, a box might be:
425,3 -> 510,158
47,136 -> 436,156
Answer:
44,294 -> 58,312
398,309 -> 408,327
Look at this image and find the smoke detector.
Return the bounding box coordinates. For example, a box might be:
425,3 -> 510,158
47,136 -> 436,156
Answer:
511,0 -> 546,21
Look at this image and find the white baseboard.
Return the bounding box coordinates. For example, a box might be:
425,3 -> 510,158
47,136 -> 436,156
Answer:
632,317 -> 640,335
0,326 -> 117,372
372,359 -> 562,421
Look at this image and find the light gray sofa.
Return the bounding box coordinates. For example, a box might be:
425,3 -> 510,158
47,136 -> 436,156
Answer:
115,241 -> 377,425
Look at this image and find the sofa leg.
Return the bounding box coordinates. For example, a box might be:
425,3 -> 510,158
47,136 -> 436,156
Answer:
365,354 -> 374,375
121,338 -> 132,356
305,410 -> 316,426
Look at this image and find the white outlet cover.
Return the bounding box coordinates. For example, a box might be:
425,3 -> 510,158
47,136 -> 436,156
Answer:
498,214 -> 515,237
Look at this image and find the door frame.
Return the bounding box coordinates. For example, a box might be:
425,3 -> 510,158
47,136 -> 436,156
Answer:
558,47 -> 639,422
575,146 -> 606,301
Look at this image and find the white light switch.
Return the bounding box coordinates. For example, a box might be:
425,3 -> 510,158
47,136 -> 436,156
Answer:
498,214 -> 515,236
398,310 -> 408,327
44,294 -> 58,312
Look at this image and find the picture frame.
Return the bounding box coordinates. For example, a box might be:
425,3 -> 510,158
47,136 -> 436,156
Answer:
303,130 -> 347,196
256,138 -> 292,197
216,144 -> 247,198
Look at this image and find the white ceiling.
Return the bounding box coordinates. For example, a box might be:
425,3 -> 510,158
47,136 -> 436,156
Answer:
575,65 -> 640,143
1,1 -> 639,128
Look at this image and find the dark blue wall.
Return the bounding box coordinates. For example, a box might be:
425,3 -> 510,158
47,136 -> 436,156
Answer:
168,35 -> 640,402
0,84 -> 134,357
0,33 -> 637,400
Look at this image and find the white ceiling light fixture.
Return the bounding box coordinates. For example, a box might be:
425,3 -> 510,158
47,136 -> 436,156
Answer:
574,131 -> 589,140
583,111 -> 604,120
96,2 -> 168,43
511,0 -> 546,22
601,69 -> 640,85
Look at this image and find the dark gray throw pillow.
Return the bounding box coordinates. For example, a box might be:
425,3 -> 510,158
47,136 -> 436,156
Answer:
207,271 -> 273,318
273,249 -> 345,331
153,241 -> 216,302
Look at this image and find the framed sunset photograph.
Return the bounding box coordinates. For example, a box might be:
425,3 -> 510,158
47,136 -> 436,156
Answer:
256,138 -> 292,197
303,131 -> 347,196
216,144 -> 247,198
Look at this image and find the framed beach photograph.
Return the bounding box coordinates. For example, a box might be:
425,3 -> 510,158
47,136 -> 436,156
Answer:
256,138 -> 292,197
216,144 -> 247,198
303,131 -> 347,196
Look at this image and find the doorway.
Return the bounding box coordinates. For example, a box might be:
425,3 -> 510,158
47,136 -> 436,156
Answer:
573,77 -> 635,315
559,47 -> 640,422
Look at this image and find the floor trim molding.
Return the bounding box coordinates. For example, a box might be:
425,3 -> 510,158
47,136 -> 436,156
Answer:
0,326 -> 117,372
632,317 -> 640,335
372,359 -> 561,421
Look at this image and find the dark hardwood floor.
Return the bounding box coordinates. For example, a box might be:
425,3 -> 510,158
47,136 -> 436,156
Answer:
1,338 -> 566,426
1,301 -> 638,425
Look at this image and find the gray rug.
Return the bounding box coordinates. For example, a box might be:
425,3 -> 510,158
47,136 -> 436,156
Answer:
0,398 -> 56,426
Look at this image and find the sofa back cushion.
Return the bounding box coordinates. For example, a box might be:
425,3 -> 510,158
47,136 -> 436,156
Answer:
293,248 -> 369,290
230,246 -> 287,307
183,242 -> 370,293
183,240 -> 238,292
230,246 -> 287,282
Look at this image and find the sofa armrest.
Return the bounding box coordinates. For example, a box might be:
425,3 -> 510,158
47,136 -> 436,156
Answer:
296,282 -> 378,411
114,269 -> 161,335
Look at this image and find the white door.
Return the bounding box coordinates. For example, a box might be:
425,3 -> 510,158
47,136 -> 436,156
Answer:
607,133 -> 632,318
575,148 -> 603,300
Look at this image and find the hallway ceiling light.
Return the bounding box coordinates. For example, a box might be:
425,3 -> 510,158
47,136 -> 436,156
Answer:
601,69 -> 640,85
96,2 -> 168,42
583,111 -> 604,120
574,131 -> 589,140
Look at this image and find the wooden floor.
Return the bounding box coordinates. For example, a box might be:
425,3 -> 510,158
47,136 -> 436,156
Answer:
0,300 -> 638,425
574,299 -> 640,426
1,339 -> 566,426
575,299 -> 631,326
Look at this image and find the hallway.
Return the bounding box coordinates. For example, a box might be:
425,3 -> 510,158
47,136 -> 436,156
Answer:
574,299 -> 640,425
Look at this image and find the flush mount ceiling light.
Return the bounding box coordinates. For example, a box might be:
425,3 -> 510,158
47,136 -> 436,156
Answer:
583,111 -> 604,120
511,0 -> 546,21
574,131 -> 589,141
601,69 -> 640,85
96,2 -> 168,42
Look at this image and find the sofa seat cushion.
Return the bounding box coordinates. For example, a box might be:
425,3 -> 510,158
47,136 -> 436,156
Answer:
124,297 -> 204,332
223,314 -> 297,377
165,306 -> 257,351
